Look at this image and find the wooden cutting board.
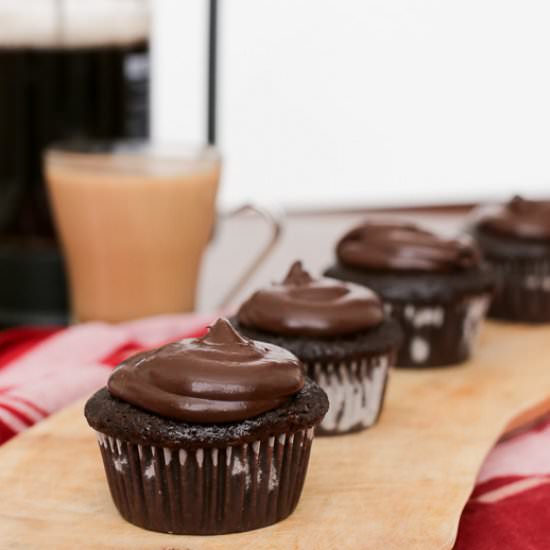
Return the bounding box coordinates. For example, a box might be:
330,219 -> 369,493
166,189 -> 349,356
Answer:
1,322 -> 550,550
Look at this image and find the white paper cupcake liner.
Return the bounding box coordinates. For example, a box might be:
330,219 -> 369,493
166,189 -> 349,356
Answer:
384,294 -> 490,367
304,353 -> 392,435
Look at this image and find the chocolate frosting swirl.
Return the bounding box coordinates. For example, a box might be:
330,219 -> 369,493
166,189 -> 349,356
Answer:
475,196 -> 550,241
107,318 -> 304,424
237,261 -> 384,337
336,221 -> 480,272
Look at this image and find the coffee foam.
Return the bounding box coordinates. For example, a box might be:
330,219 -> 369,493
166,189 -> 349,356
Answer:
47,143 -> 220,178
0,0 -> 150,48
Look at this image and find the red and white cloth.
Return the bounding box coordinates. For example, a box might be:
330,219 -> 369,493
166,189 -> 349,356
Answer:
0,315 -> 549,549
0,315 -> 213,443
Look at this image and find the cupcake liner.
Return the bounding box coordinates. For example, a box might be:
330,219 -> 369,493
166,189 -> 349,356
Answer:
95,427 -> 315,535
304,352 -> 392,436
385,294 -> 490,367
486,259 -> 550,323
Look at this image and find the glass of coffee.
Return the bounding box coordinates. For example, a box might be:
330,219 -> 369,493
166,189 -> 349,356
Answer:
45,141 -> 223,323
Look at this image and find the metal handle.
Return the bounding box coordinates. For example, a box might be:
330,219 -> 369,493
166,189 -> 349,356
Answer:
217,204 -> 282,310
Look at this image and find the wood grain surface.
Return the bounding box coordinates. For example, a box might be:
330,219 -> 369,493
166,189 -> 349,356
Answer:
1,322 -> 549,550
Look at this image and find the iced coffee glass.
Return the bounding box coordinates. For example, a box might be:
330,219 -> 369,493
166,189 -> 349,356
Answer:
45,141 -> 221,323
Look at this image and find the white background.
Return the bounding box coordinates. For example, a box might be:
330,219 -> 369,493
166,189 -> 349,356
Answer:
153,1 -> 550,210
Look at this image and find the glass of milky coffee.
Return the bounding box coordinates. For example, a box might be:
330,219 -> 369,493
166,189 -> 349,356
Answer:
44,141 -> 221,323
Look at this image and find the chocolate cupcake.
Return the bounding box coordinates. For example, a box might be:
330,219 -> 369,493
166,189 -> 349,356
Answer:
325,221 -> 494,367
470,196 -> 550,323
84,318 -> 328,535
231,262 -> 402,436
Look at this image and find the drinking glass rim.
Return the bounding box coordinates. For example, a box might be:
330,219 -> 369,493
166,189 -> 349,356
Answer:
44,139 -> 221,176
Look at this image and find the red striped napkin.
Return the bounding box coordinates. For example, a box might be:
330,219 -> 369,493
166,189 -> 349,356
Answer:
0,314 -> 212,442
1,315 -> 549,549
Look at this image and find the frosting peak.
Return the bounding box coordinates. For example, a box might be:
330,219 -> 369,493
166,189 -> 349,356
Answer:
237,262 -> 384,337
283,261 -> 314,286
475,196 -> 550,240
107,318 -> 304,423
336,221 -> 480,273
199,317 -> 249,346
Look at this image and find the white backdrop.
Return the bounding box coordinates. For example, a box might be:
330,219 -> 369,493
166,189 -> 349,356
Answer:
153,1 -> 550,210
